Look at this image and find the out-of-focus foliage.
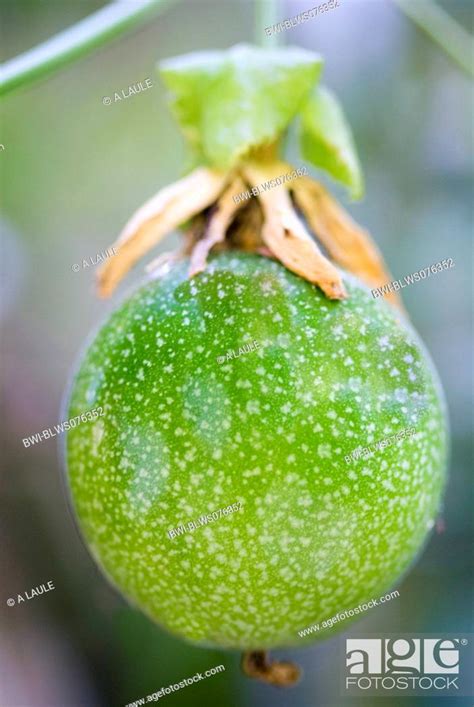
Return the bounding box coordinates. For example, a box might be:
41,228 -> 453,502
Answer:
0,1 -> 472,706
160,43 -> 322,167
300,85 -> 364,198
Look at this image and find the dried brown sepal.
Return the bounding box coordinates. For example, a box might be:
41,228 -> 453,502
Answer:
188,176 -> 248,277
96,154 -> 400,313
226,196 -> 264,252
291,178 -> 402,309
242,162 -> 347,300
97,167 -> 227,297
182,212 -> 210,253
145,212 -> 208,276
241,650 -> 301,687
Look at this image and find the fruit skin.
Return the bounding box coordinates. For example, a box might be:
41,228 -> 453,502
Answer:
66,253 -> 448,650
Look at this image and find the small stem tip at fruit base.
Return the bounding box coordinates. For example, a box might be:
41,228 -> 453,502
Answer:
97,158 -> 403,313
241,650 -> 301,687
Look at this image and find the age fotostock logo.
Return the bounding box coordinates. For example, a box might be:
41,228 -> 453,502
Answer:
344,635 -> 472,696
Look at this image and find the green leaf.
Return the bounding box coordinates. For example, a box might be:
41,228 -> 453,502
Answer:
300,86 -> 364,200
159,44 -> 322,169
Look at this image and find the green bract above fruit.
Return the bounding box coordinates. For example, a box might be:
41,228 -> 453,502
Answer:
66,253 -> 447,650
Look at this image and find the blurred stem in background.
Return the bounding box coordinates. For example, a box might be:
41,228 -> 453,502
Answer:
393,0 -> 473,77
254,0 -> 281,47
0,0 -> 177,96
0,0 -> 472,98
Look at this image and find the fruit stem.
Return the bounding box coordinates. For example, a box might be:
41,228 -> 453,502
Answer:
241,650 -> 301,687
254,0 -> 281,48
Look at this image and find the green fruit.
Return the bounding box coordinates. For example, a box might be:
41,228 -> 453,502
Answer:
66,253 -> 447,649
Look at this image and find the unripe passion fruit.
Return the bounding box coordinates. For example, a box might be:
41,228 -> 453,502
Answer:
66,253 -> 447,649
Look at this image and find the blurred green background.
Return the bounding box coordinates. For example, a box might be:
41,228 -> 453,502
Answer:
1,1 -> 472,705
